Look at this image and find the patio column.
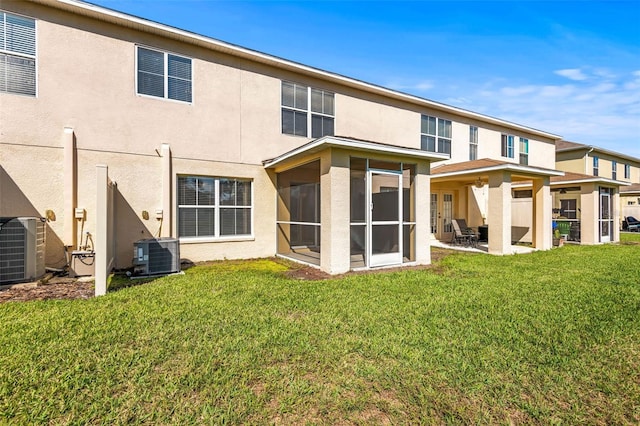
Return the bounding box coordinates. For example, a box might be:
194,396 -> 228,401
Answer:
320,148 -> 350,274
487,171 -> 511,255
612,188 -> 620,243
532,176 -> 552,250
580,183 -> 598,244
415,161 -> 431,265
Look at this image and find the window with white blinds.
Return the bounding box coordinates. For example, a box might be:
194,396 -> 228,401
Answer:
282,81 -> 334,138
137,46 -> 192,102
178,176 -> 252,238
0,11 -> 36,96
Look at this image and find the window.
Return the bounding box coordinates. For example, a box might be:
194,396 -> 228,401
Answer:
560,199 -> 577,219
421,115 -> 451,155
137,46 -> 192,102
519,138 -> 529,165
0,11 -> 36,96
469,126 -> 478,160
625,164 -> 631,179
593,156 -> 599,176
281,81 -> 334,138
178,176 -> 252,238
612,161 -> 617,180
501,134 -> 514,158
513,190 -> 532,198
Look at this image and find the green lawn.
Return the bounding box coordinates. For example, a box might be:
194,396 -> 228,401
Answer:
1,238 -> 640,424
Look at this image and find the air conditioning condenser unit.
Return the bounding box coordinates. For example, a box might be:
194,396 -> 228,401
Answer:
132,238 -> 180,276
0,217 -> 46,285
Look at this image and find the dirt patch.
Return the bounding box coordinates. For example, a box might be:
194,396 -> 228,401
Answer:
0,276 -> 94,303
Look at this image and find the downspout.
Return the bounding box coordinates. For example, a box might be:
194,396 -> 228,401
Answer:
586,146 -> 594,175
63,127 -> 77,252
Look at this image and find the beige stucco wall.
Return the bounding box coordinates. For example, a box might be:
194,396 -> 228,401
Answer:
1,1 -> 564,270
556,158 -> 586,174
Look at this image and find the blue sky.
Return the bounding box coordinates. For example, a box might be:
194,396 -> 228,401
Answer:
92,0 -> 640,157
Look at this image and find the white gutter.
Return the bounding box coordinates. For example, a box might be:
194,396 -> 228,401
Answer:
432,163 -> 565,179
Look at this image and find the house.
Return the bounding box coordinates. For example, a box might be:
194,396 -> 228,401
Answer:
0,0 -> 624,284
555,141 -> 639,232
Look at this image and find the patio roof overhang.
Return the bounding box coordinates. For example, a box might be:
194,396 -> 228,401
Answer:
430,158 -> 564,186
263,136 -> 450,171
512,171 -> 632,189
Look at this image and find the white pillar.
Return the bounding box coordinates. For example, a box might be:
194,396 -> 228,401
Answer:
320,149 -> 351,274
415,161 -> 431,265
532,177 -> 552,250
95,164 -> 109,296
580,183 -> 599,244
487,171 -> 511,255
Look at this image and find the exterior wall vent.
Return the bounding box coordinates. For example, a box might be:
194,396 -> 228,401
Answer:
132,238 -> 180,276
0,217 -> 46,285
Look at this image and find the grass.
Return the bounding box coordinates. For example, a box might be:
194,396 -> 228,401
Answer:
1,239 -> 640,424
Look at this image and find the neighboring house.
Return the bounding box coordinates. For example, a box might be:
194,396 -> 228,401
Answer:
0,0 -> 622,280
555,141 -> 639,230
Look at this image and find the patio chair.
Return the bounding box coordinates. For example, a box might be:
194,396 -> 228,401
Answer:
456,219 -> 478,238
451,219 -> 478,247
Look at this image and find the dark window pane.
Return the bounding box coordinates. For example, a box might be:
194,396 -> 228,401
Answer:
138,47 -> 164,74
5,13 -> 36,56
294,84 -> 307,110
168,77 -> 191,102
178,208 -> 196,237
421,135 -> 436,152
311,88 -> 323,113
168,54 -> 191,80
282,81 -> 295,107
220,208 -> 251,236
197,208 -> 215,236
293,110 -> 307,136
178,177 -> 197,205
196,178 -> 215,206
138,71 -> 164,97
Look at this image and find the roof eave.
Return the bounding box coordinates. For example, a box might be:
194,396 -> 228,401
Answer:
37,0 -> 562,140
263,136 -> 449,169
432,164 -> 565,179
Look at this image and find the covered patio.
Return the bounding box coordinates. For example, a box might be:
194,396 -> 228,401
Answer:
514,172 -> 627,244
430,159 -> 564,255
264,136 -> 448,274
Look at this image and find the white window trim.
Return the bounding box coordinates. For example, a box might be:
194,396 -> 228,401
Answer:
469,126 -> 478,160
1,10 -> 37,97
135,45 -> 193,104
177,176 -> 254,240
421,115 -> 452,155
281,81 -> 335,138
502,134 -> 515,159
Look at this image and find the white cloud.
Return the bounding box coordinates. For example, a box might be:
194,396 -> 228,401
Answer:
385,80 -> 434,92
554,68 -> 589,81
446,69 -> 640,157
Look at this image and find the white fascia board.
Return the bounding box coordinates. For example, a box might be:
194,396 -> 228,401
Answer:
514,178 -> 631,188
263,136 -> 449,169
48,0 -> 561,141
433,164 -> 565,179
554,178 -> 631,187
